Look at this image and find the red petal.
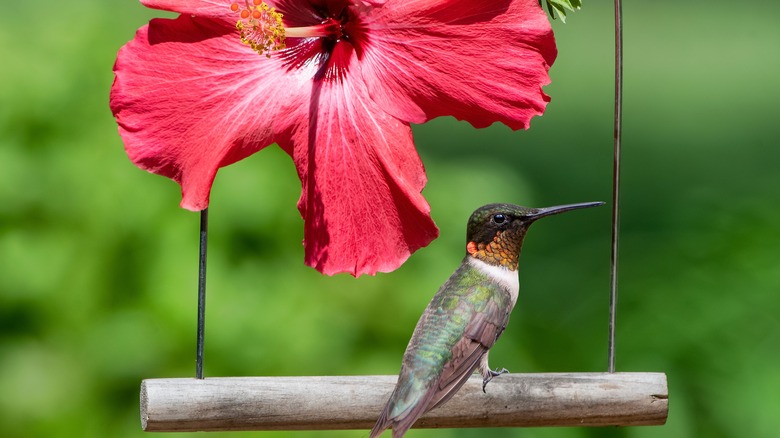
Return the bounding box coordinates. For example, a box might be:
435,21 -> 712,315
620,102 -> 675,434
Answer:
141,0 -> 237,23
276,58 -> 439,276
110,15 -> 293,210
360,0 -> 557,130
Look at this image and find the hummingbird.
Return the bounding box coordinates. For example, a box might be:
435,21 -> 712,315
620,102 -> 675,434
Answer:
370,201 -> 604,438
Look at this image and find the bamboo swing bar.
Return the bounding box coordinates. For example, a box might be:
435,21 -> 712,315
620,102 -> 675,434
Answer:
141,372 -> 668,432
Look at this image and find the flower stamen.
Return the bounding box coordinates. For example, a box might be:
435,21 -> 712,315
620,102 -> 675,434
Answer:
230,1 -> 286,57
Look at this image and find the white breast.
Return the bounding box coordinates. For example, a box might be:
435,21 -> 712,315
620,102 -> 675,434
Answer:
467,257 -> 520,306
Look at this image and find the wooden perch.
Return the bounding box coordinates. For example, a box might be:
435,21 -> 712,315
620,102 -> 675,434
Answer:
141,372 -> 668,432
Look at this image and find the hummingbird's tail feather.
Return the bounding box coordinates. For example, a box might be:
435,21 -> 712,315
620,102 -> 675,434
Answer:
369,384 -> 437,438
371,347 -> 488,437
369,404 -> 390,438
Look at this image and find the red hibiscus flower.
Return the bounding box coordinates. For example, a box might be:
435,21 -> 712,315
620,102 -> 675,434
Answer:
110,0 -> 557,276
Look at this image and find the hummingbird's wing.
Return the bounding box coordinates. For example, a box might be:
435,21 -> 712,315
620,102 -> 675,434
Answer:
427,298 -> 509,411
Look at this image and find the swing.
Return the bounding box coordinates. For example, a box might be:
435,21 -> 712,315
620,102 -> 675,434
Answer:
140,1 -> 669,432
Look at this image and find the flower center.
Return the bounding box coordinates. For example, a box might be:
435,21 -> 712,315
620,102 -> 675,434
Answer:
230,1 -> 353,58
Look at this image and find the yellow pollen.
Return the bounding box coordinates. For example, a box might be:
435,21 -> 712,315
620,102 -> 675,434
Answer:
230,1 -> 286,57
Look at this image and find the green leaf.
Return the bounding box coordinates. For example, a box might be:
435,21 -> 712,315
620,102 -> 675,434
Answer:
541,0 -> 582,23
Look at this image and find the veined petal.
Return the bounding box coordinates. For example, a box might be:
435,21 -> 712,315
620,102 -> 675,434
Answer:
276,68 -> 438,276
110,14 -> 295,210
360,0 -> 556,130
141,0 -> 246,23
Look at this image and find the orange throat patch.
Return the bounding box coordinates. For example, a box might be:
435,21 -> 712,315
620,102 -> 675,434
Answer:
466,231 -> 520,270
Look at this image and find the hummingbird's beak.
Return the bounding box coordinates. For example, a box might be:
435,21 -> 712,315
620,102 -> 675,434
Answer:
528,201 -> 605,222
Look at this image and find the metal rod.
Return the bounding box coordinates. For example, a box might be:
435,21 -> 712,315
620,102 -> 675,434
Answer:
196,208 -> 209,379
608,0 -> 623,373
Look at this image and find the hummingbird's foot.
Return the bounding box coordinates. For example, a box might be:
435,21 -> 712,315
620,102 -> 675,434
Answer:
482,367 -> 509,393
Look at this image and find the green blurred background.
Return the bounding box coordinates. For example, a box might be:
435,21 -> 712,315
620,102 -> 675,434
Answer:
2,1 -> 779,437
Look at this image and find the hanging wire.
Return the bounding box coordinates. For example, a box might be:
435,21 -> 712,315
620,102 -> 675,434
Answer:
608,0 -> 623,373
196,208 -> 209,379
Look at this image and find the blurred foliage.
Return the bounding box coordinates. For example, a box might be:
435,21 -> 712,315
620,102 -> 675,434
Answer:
1,1 -> 779,437
542,0 -> 582,23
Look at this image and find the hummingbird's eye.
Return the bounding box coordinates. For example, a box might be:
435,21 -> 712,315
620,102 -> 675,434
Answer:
492,214 -> 507,225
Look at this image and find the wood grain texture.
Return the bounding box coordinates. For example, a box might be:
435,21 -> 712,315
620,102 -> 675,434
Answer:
141,372 -> 668,432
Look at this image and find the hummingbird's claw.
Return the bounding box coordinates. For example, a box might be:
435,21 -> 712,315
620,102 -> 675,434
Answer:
482,367 -> 509,392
